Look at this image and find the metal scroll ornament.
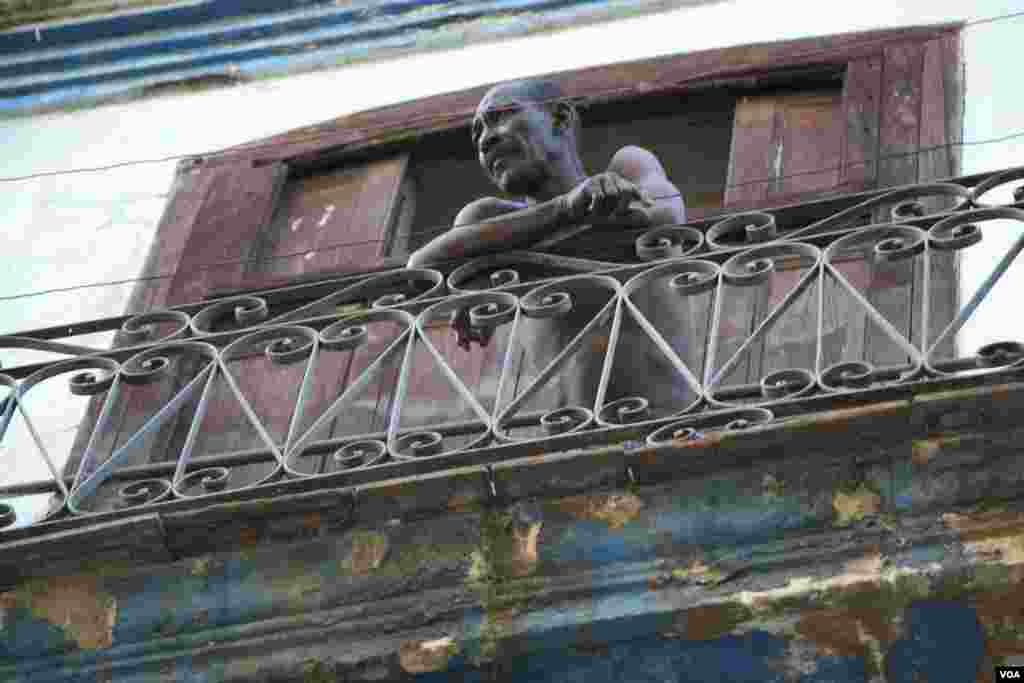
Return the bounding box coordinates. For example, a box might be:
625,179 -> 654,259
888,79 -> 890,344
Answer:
635,226 -> 703,261
599,397 -> 650,425
332,440 -> 387,469
540,406 -> 592,435
12,170 -> 1024,532
117,479 -> 172,508
394,431 -> 445,458
707,212 -> 776,249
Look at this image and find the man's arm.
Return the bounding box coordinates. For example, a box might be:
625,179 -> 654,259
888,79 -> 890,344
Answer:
407,196 -> 571,268
605,146 -> 686,227
406,146 -> 684,268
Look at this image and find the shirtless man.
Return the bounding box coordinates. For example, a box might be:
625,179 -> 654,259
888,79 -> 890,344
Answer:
406,79 -> 686,268
407,79 -> 687,416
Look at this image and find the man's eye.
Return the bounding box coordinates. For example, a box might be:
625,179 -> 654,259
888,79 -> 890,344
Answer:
495,106 -> 519,123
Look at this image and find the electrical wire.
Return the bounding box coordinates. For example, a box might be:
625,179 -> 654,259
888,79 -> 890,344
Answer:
1,127 -> 1023,306
0,8 -> 1022,184
1,11 -> 1024,305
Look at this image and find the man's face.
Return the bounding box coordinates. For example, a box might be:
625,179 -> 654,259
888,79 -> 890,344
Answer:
472,89 -> 560,197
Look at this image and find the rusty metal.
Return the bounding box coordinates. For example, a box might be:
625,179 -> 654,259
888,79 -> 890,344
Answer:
2,168 -> 1024,532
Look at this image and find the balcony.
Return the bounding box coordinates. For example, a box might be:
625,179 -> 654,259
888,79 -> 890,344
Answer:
2,165 -> 1024,570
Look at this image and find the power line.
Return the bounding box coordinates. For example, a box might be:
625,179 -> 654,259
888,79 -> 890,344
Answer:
1,11 -> 1023,306
0,9 -> 1022,184
961,8 -> 1024,26
1,128 -> 1023,306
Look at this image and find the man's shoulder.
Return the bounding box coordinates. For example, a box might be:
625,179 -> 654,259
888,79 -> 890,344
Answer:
455,196 -> 527,226
607,145 -> 668,181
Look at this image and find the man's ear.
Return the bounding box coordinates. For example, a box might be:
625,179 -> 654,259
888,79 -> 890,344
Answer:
552,101 -> 578,135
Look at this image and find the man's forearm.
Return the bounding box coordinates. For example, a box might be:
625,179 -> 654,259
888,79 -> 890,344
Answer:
407,197 -> 570,268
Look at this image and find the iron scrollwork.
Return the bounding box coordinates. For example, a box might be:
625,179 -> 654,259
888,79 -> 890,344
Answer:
2,169 -> 1024,532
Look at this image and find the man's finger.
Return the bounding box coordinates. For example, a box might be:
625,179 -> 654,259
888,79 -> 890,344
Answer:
571,186 -> 592,219
589,176 -> 608,215
599,176 -> 621,216
613,178 -> 633,215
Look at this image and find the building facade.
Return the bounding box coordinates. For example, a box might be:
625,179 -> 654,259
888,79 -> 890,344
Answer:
2,21 -> 1024,682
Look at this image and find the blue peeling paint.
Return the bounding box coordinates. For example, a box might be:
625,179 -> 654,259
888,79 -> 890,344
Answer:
798,655 -> 869,681
422,631 -> 795,683
885,601 -> 985,682
0,607 -> 73,660
0,0 -> 668,113
0,0 -> 442,55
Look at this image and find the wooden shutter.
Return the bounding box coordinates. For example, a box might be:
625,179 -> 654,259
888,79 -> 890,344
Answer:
133,154 -> 408,310
725,34 -> 963,210
241,155 -> 409,290
721,35 -> 963,391
725,90 -> 845,208
159,160 -> 287,307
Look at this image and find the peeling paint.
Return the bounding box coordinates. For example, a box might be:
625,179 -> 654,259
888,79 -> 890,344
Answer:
190,556 -> 212,577
832,484 -> 881,527
762,474 -> 785,499
963,533 -> 1024,565
943,510 -> 1024,565
911,438 -> 940,464
662,558 -> 738,587
738,564 -> 927,611
3,575 -> 117,650
343,530 -> 390,574
845,551 -> 885,576
399,635 -> 459,673
553,492 -> 644,529
682,603 -> 755,640
793,608 -> 896,679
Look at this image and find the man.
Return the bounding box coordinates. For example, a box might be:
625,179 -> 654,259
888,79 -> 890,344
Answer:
406,79 -> 686,268
407,78 -> 688,417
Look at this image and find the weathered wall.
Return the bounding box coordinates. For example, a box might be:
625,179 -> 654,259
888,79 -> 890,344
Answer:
0,0 -> 179,32
0,0 -> 721,116
3,385 -> 1024,681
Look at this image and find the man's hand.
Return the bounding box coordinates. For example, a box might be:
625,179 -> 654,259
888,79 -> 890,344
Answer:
563,172 -> 654,222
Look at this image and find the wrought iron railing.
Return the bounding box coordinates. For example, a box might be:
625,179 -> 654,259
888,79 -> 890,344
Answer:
2,166 -> 1024,535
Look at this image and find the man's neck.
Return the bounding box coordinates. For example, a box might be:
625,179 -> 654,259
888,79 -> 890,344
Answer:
524,153 -> 586,205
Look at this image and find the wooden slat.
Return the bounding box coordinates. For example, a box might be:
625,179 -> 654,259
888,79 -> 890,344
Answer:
771,91 -> 844,197
919,33 -> 963,362
724,96 -> 776,206
164,161 -> 286,306
840,56 -> 883,189
877,42 -> 925,187
942,33 -> 964,177
918,38 -> 950,182
125,162 -> 218,313
918,33 -> 964,182
726,91 -> 844,208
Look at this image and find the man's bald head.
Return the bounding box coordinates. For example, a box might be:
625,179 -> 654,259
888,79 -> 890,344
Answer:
481,79 -> 564,106
476,79 -> 581,140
